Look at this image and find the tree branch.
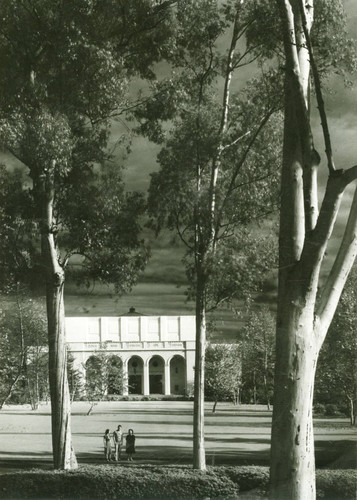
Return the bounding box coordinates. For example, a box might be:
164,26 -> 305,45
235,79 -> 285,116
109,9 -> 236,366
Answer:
278,0 -> 321,237
207,8 -> 241,251
221,130 -> 251,153
174,209 -> 194,252
342,165 -> 357,187
298,0 -> 335,173
316,185 -> 357,342
300,172 -> 345,292
215,105 -> 276,240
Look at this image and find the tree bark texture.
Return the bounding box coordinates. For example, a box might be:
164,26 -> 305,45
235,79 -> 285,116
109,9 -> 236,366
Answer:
271,1 -> 357,498
270,269 -> 318,499
44,260 -> 77,470
193,272 -> 207,470
35,169 -> 77,470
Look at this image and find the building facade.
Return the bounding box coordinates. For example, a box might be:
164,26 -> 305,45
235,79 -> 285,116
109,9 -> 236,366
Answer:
66,309 -> 196,396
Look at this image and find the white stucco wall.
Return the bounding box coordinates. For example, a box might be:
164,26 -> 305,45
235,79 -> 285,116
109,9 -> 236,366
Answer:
65,314 -> 196,396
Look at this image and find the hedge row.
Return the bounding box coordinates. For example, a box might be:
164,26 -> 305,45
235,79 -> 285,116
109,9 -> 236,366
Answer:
0,465 -> 355,499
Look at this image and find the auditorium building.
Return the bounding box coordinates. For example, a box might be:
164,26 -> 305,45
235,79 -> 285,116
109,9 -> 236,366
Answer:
66,308 -> 196,397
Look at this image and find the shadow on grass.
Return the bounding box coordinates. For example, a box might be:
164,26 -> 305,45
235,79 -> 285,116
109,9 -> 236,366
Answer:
315,440 -> 357,468
1,440 -> 354,474
75,446 -> 271,467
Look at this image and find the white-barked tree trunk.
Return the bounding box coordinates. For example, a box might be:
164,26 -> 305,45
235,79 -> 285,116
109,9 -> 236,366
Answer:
270,1 -> 357,498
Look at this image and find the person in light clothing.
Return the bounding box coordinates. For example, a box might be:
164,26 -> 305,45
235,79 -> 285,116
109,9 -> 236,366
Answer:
113,424 -> 123,461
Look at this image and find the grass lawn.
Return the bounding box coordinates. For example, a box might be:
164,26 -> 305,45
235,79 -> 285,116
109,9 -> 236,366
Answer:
0,401 -> 355,474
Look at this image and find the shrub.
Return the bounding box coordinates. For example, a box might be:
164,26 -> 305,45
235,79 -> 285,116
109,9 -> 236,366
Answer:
316,469 -> 357,499
222,465 -> 269,493
313,403 -> 327,416
0,465 -> 355,499
324,404 -> 345,417
0,465 -> 238,499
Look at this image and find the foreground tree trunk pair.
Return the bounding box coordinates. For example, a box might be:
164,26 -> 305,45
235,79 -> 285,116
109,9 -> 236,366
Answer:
33,169 -> 77,470
270,1 -> 357,498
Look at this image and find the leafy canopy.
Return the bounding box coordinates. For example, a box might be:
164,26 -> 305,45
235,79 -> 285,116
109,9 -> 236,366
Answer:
0,0 -> 174,292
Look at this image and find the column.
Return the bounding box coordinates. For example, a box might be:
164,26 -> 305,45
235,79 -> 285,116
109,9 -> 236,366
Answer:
122,360 -> 129,396
185,344 -> 195,396
99,317 -> 102,343
143,360 -> 150,395
164,360 -> 171,395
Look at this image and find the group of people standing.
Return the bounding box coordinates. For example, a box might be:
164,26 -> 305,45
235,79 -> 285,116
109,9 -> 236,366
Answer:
103,425 -> 136,462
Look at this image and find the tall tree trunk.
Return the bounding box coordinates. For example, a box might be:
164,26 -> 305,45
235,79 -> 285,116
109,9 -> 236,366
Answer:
34,370 -> 39,410
193,271 -> 206,470
263,374 -> 270,411
271,2 -> 357,497
347,395 -> 355,426
44,264 -> 77,469
270,68 -> 318,499
270,272 -> 318,499
35,168 -> 77,470
253,370 -> 257,405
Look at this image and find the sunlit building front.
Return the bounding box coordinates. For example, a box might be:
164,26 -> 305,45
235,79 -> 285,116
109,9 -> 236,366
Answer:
66,308 -> 195,396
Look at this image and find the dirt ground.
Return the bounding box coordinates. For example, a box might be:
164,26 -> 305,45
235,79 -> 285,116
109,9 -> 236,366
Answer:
0,401 -> 355,473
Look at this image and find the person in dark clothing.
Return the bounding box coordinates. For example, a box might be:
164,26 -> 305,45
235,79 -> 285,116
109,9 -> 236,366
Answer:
126,428 -> 136,461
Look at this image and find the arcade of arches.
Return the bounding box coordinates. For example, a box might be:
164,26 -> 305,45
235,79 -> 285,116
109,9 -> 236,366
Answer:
66,313 -> 196,397
85,354 -> 186,396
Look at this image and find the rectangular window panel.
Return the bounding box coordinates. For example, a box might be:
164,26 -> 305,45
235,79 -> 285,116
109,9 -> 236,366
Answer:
148,318 -> 160,341
167,318 -> 179,335
128,318 -> 140,340
107,318 -> 120,341
88,318 -> 100,341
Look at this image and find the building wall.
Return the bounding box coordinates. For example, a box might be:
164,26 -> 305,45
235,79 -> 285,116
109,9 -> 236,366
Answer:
66,315 -> 196,396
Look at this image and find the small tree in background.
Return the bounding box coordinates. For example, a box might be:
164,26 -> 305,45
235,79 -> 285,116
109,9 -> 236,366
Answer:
84,348 -> 126,416
315,268 -> 357,424
240,306 -> 275,409
67,351 -> 84,404
205,343 -> 242,412
25,336 -> 49,411
0,287 -> 48,410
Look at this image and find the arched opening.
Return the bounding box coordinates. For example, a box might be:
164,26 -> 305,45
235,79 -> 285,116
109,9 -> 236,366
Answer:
149,355 -> 165,394
107,355 -> 123,395
170,355 -> 186,395
128,356 -> 143,395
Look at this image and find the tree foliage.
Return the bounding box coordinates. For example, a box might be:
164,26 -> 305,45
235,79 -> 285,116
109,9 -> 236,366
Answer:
136,0 -> 282,469
240,306 -> 275,409
245,0 -> 356,80
263,0 -> 357,497
0,165 -> 40,291
0,288 -> 48,410
315,268 -> 357,424
0,0 -> 175,469
84,350 -> 125,415
205,343 -> 242,412
140,2 -> 283,314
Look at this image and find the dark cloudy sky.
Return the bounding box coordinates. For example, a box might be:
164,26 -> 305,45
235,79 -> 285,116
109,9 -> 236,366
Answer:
2,2 -> 356,334
118,0 -> 357,290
